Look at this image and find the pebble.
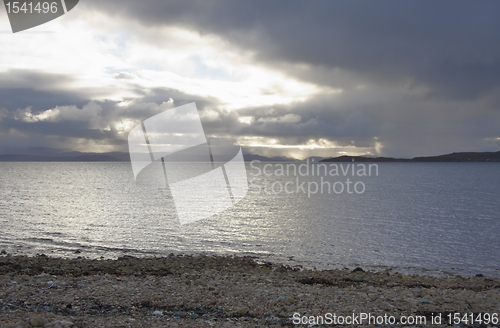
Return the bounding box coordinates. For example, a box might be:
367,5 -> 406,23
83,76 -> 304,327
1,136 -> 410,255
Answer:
30,316 -> 48,327
0,254 -> 496,327
44,320 -> 75,327
2,323 -> 24,328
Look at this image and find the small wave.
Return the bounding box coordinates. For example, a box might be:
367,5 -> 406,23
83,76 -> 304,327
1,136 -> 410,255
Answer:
25,237 -> 54,243
45,232 -> 64,236
23,237 -> 88,249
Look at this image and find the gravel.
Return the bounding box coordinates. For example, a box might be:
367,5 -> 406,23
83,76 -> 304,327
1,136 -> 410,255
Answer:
0,253 -> 498,327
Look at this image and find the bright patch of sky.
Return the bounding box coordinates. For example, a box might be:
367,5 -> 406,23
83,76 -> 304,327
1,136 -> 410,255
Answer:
0,7 -> 326,110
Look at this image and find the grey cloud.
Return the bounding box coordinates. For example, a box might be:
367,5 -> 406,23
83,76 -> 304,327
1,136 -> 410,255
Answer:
0,70 -> 142,113
0,86 -> 222,152
198,84 -> 500,157
114,72 -> 136,80
0,88 -> 88,113
0,70 -> 89,112
3,1 -> 500,158
1,82 -> 499,157
86,0 -> 500,100
138,88 -> 218,110
0,69 -> 75,89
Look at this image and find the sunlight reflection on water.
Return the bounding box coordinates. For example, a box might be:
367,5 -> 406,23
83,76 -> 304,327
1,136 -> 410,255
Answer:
0,162 -> 499,277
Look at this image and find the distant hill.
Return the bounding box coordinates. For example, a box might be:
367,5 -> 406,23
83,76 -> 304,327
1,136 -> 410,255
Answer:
2,150 -> 499,163
0,151 -> 295,162
242,154 -> 296,162
411,151 -> 500,162
303,156 -> 326,162
0,153 -> 126,162
320,151 -> 500,163
320,156 -> 410,162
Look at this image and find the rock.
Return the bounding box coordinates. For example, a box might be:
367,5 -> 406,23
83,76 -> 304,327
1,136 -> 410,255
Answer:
46,281 -> 58,289
352,267 -> 364,273
236,307 -> 249,316
44,320 -> 75,327
30,316 -> 48,327
3,323 -> 24,328
0,254 -> 498,327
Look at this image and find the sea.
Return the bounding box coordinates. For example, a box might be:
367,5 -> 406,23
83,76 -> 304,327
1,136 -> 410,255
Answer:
0,161 -> 499,277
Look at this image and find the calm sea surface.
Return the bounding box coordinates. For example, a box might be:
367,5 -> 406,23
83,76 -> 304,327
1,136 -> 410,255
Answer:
0,162 -> 499,277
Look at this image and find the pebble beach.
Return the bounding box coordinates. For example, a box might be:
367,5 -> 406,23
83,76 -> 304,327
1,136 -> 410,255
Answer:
0,253 -> 499,327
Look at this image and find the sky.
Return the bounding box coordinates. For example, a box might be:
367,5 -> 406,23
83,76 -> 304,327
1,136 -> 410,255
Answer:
1,0 -> 500,159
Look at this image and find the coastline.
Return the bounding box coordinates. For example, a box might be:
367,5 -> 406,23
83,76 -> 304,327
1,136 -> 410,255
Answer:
1,254 -> 499,327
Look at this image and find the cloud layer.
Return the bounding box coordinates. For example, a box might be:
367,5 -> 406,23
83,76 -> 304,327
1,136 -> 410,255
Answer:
1,1 -> 499,158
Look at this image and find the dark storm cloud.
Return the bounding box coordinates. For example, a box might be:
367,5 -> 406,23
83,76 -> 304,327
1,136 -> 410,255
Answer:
0,70 -> 89,112
86,0 -> 500,100
198,87 -> 500,157
138,87 -> 218,111
2,1 -> 500,157
201,96 -> 380,143
0,69 -> 74,89
4,118 -> 113,140
0,88 -> 90,113
0,85 -> 221,152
